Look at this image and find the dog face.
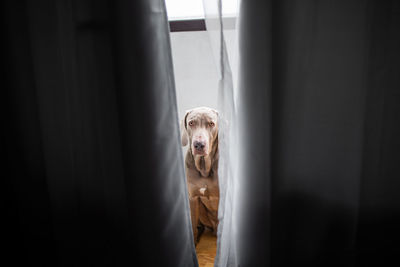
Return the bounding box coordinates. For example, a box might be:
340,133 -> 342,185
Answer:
181,107 -> 218,157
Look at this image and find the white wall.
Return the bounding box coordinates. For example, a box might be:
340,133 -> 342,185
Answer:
170,29 -> 236,119
170,31 -> 219,121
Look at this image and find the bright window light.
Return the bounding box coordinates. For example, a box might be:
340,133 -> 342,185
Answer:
165,0 -> 205,21
165,0 -> 238,20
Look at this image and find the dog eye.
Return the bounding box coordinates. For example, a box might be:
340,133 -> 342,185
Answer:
209,122 -> 215,127
188,121 -> 194,126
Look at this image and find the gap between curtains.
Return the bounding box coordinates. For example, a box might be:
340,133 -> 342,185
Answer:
3,0 -> 400,266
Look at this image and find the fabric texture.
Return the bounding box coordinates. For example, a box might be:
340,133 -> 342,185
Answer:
214,0 -> 400,266
3,0 -> 197,266
201,1 -> 237,266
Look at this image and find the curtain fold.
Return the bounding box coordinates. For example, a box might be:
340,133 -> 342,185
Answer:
233,1 -> 400,266
201,1 -> 238,266
3,0 -> 197,266
212,0 -> 400,266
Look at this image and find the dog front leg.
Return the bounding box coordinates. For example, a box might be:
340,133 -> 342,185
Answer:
189,196 -> 201,245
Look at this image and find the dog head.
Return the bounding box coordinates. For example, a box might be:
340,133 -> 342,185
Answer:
181,107 -> 218,157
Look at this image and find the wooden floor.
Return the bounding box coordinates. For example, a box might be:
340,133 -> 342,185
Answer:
196,229 -> 217,267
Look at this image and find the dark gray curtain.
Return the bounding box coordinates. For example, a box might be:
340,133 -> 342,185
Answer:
229,0 -> 400,266
3,0 -> 197,266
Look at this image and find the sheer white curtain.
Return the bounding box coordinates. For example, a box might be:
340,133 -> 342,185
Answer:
202,1 -> 239,266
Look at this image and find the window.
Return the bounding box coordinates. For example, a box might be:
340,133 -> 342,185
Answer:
165,0 -> 238,21
165,0 -> 205,21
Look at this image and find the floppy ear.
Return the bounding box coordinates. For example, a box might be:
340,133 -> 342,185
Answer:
180,110 -> 190,146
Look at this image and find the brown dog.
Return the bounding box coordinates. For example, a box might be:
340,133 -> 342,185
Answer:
181,107 -> 219,244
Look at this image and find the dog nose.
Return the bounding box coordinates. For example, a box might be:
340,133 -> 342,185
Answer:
193,141 -> 205,151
